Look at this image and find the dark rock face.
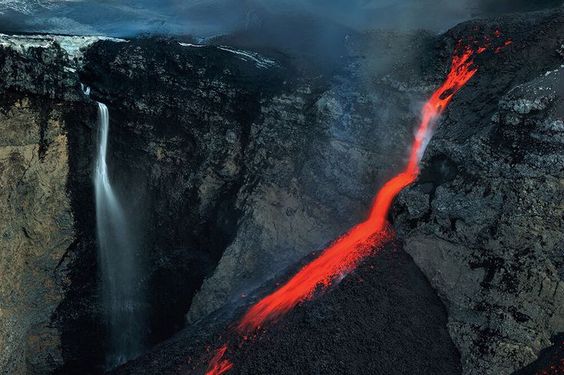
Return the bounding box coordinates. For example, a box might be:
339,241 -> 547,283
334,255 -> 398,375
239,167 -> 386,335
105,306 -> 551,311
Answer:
393,10 -> 564,375
78,38 -> 292,347
0,42 -> 79,102
0,39 -> 96,374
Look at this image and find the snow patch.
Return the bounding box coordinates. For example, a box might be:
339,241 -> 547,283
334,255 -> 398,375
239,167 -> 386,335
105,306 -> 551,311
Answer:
0,33 -> 125,61
217,46 -> 277,69
179,42 -> 277,69
179,42 -> 206,48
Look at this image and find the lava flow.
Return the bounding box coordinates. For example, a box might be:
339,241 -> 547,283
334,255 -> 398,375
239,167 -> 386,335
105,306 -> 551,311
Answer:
205,39 -> 503,375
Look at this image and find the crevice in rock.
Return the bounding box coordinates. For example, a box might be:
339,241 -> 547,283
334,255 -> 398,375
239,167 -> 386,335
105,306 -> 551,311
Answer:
53,99 -> 102,374
38,104 -> 51,160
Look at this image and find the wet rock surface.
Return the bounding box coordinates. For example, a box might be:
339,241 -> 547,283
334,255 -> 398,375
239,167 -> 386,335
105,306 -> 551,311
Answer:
0,41 -> 94,374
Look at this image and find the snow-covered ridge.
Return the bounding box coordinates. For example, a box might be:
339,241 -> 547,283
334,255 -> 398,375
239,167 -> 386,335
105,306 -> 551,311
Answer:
217,46 -> 277,69
0,33 -> 125,60
179,41 -> 277,69
179,42 -> 206,48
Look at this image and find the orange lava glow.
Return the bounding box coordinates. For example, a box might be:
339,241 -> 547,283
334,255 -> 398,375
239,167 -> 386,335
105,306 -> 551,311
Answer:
205,345 -> 233,375
237,45 -> 478,334
204,40 -> 497,375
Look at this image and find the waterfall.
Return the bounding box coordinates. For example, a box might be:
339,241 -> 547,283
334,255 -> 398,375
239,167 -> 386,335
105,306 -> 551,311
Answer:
94,101 -> 145,368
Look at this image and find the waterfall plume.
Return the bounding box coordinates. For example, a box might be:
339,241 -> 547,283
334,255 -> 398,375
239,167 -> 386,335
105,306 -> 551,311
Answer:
95,102 -> 145,368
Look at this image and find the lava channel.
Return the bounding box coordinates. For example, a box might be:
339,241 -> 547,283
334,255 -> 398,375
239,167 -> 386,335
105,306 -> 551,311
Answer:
205,37 -> 510,375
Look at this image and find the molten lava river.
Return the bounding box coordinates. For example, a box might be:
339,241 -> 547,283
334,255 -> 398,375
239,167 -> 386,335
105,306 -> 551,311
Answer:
205,38 -> 510,375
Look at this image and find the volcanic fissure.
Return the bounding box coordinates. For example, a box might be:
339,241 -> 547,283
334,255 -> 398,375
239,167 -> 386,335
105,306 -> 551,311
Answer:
205,39 -> 509,375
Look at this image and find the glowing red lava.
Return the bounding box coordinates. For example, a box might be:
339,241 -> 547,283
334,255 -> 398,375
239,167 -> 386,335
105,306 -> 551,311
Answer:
237,44 -> 478,335
205,38 -> 507,375
206,345 -> 233,375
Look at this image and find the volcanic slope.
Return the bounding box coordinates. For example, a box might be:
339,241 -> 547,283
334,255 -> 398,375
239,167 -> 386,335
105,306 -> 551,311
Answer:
114,7 -> 563,375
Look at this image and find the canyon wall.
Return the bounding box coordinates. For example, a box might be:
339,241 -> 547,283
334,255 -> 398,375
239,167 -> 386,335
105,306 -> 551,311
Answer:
393,11 -> 564,375
0,41 -> 94,374
114,8 -> 564,375
0,96 -> 71,375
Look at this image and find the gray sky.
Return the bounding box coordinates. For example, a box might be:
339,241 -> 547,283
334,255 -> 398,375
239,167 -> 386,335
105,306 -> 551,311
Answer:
0,0 -> 561,37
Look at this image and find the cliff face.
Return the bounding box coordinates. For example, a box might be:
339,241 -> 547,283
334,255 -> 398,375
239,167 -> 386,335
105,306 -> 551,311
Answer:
77,39 -> 298,351
393,11 -> 564,375
0,97 -> 71,375
0,40 -> 95,374
78,34 -> 426,343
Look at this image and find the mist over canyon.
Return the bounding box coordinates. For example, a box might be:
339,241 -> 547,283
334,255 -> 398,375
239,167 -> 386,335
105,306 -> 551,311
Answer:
0,1 -> 562,375
0,0 -> 562,37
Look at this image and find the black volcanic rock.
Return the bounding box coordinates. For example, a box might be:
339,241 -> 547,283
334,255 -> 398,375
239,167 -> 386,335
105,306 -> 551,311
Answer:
393,9 -> 564,375
228,244 -> 462,375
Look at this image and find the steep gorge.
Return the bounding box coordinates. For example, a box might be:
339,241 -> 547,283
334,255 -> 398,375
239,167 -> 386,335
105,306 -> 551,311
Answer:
0,7 -> 562,375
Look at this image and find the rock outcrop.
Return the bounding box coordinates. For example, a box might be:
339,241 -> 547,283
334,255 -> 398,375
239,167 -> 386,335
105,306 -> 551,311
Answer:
393,10 -> 564,375
0,39 -> 94,374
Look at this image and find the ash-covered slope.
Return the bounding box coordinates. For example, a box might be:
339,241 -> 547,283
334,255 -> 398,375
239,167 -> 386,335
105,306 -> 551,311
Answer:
114,244 -> 462,375
212,244 -> 463,375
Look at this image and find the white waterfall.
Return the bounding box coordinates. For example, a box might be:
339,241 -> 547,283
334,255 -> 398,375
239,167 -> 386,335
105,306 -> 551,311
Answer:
95,102 -> 145,368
